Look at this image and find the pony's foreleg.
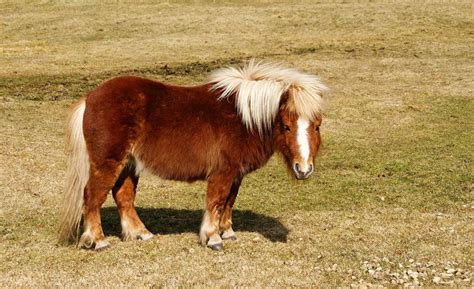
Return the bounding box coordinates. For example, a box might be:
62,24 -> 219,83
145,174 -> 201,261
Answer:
112,167 -> 153,242
219,177 -> 242,241
200,173 -> 236,251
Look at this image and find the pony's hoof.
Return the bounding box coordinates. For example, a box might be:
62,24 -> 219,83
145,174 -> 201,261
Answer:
122,229 -> 154,241
222,235 -> 237,241
221,228 -> 237,241
208,243 -> 224,251
94,240 -> 110,251
137,232 -> 154,241
78,232 -> 110,251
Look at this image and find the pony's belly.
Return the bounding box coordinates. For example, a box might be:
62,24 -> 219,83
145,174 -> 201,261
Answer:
147,164 -> 208,182
133,149 -> 211,182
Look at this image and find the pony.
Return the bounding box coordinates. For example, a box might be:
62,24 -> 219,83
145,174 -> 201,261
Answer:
58,59 -> 327,251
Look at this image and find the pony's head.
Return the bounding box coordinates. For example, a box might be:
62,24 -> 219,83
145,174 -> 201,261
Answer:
273,103 -> 322,179
211,59 -> 328,180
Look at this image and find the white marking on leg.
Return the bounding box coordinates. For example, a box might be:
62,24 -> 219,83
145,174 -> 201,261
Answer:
222,227 -> 237,240
94,239 -> 110,250
200,210 -> 222,246
121,218 -> 154,241
78,228 -> 94,249
121,219 -> 129,230
79,227 -> 110,250
296,117 -> 310,172
199,210 -> 212,245
138,232 -> 154,241
121,219 -> 132,240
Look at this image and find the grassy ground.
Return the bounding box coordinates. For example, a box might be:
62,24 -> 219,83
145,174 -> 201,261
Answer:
1,1 -> 473,287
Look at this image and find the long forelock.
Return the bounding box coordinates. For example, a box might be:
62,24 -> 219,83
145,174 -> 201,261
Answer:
210,59 -> 328,135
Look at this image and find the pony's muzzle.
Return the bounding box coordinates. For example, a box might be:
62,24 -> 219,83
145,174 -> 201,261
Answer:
293,163 -> 313,180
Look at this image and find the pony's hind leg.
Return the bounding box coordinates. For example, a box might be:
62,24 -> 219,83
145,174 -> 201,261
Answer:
220,177 -> 242,241
112,159 -> 153,241
79,161 -> 123,250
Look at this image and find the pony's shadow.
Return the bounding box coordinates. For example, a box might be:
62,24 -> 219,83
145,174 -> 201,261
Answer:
101,207 -> 288,243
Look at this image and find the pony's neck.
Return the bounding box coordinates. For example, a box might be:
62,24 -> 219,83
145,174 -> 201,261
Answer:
245,129 -> 275,174
262,130 -> 275,157
220,92 -> 276,174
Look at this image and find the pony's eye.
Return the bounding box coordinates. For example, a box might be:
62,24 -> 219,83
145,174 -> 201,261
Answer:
315,126 -> 320,132
283,125 -> 291,132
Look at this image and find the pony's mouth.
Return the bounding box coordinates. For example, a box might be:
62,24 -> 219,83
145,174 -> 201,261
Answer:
294,173 -> 312,180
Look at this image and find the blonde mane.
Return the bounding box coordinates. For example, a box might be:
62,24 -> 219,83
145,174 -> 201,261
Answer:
209,59 -> 328,135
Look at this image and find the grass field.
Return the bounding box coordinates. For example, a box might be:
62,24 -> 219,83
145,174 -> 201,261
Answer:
1,1 -> 473,287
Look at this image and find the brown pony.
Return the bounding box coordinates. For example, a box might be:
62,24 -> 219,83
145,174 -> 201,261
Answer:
59,60 -> 327,251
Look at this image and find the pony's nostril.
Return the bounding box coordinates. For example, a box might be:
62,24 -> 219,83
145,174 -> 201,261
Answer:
294,163 -> 301,173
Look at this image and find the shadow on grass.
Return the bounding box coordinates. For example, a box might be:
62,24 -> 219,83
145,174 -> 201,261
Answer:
101,207 -> 288,243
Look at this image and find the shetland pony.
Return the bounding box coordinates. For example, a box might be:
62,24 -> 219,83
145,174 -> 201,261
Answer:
59,60 -> 327,251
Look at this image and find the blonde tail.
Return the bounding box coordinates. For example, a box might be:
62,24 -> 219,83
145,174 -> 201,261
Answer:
58,99 -> 89,244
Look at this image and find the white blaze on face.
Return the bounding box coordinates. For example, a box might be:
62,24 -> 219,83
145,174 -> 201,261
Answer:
296,118 -> 311,172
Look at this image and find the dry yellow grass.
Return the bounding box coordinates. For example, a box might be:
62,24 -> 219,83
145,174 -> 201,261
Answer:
1,1 -> 473,287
